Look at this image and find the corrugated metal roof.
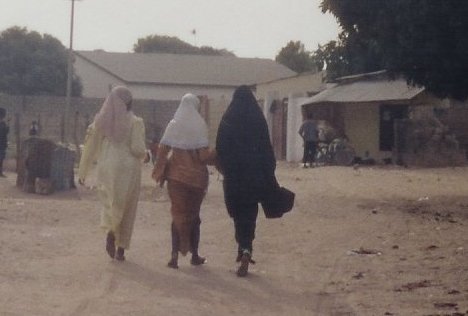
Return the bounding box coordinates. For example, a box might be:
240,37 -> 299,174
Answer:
298,77 -> 425,107
76,51 -> 296,87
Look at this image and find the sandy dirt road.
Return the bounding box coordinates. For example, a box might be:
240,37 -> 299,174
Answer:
1,162 -> 467,315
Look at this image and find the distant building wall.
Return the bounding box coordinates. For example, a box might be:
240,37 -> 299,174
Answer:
206,97 -> 229,147
74,55 -> 125,98
0,94 -> 179,158
129,84 -> 235,102
343,103 -> 380,160
256,72 -> 326,160
75,54 -> 237,101
256,71 -> 325,102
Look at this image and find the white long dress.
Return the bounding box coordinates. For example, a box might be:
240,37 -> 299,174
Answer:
78,114 -> 146,249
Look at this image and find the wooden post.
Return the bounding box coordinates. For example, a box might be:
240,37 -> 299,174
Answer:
14,112 -> 21,172
73,110 -> 81,160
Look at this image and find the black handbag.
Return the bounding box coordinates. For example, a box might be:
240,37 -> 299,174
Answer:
261,186 -> 295,219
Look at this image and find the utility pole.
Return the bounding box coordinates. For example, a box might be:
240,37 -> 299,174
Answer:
63,0 -> 79,143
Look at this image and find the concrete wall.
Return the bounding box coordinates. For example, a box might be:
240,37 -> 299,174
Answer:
342,101 -> 444,162
257,72 -> 326,161
0,94 -> 179,158
206,97 -> 229,147
442,99 -> 468,155
342,103 -> 381,160
286,96 -> 307,162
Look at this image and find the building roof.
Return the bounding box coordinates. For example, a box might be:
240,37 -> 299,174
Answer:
75,51 -> 296,87
297,71 -> 425,107
255,70 -> 322,86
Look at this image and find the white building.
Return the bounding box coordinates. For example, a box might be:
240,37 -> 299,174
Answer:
74,50 -> 296,101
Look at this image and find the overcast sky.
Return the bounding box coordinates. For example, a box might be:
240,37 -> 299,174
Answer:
1,0 -> 341,59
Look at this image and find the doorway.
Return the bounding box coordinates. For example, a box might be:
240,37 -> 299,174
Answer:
379,104 -> 408,151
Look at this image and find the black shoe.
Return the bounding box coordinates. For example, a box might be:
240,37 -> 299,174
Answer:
106,232 -> 116,259
115,247 -> 125,261
190,255 -> 206,266
167,253 -> 178,269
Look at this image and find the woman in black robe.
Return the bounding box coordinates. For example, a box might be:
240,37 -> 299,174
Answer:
216,85 -> 276,277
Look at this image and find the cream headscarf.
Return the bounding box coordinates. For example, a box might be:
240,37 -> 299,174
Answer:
160,93 -> 209,149
94,86 -> 132,143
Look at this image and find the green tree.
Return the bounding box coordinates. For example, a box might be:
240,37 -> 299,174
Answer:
133,34 -> 235,56
312,33 -> 385,81
275,41 -> 317,73
311,40 -> 346,80
320,0 -> 468,100
0,26 -> 82,96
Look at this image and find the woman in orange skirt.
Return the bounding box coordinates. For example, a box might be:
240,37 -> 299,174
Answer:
152,93 -> 216,268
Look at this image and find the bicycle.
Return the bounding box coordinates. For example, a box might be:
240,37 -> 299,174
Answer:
314,138 -> 355,166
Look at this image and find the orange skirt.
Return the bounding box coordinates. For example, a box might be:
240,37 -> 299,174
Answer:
167,180 -> 205,255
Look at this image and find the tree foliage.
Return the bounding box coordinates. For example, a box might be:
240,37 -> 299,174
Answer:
311,40 -> 346,80
275,41 -> 318,73
0,26 -> 82,96
311,32 -> 385,82
320,0 -> 468,100
133,34 -> 235,56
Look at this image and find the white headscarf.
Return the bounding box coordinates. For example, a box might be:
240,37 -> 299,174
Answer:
160,93 -> 209,150
94,86 -> 132,143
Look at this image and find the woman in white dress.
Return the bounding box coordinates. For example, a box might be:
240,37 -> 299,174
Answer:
78,86 -> 147,261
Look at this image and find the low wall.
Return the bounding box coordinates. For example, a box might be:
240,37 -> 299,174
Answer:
394,118 -> 466,167
0,94 -> 179,158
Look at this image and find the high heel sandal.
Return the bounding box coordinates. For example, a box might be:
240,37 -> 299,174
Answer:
236,250 -> 251,277
236,253 -> 256,264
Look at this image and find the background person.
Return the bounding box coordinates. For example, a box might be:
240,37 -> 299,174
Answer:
0,108 -> 9,177
29,120 -> 38,136
298,112 -> 319,168
152,93 -> 216,269
216,85 -> 277,277
78,86 -> 147,261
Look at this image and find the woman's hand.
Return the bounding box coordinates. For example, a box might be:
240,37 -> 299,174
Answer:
151,169 -> 165,187
151,168 -> 158,182
143,151 -> 151,163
